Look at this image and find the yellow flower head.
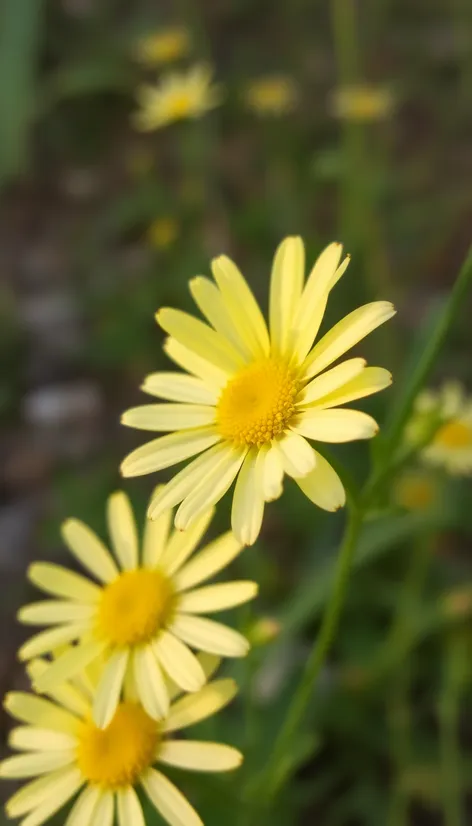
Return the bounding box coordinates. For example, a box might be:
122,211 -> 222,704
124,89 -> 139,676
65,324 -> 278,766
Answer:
148,217 -> 179,250
244,75 -> 297,116
392,469 -> 438,511
331,84 -> 394,122
0,653 -> 241,826
133,65 -> 222,131
135,26 -> 190,67
121,237 -> 395,545
18,490 -> 256,727
409,381 -> 472,476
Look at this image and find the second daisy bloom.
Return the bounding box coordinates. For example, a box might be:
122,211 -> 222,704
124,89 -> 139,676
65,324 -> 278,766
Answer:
121,237 -> 395,545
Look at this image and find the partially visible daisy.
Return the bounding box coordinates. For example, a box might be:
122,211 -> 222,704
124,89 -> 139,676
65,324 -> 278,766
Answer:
408,381 -> 472,475
133,65 -> 222,131
147,217 -> 179,250
0,653 -> 240,826
331,84 -> 394,122
392,469 -> 438,512
121,237 -> 395,545
18,491 -> 256,727
135,26 -> 190,67
244,75 -> 297,116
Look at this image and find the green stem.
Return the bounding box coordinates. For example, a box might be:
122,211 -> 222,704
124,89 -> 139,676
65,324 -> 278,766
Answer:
440,634 -> 465,826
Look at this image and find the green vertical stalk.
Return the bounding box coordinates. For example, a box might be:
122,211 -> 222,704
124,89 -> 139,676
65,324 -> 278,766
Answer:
440,633 -> 466,826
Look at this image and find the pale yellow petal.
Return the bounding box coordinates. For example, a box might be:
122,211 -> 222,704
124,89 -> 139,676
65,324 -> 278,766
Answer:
189,277 -> 252,360
33,639 -> 106,693
93,649 -> 128,728
18,623 -> 90,662
15,769 -> 82,826
231,448 -> 265,546
4,692 -> 80,734
211,255 -> 270,358
107,492 -> 138,571
178,581 -> 258,614
0,750 -> 74,778
164,678 -> 237,732
159,741 -> 242,772
154,631 -> 205,693
171,615 -> 249,657
121,427 -> 220,478
122,403 -> 216,432
311,366 -> 393,409
61,519 -> 118,583
163,337 -> 228,391
174,532 -> 244,592
26,660 -> 89,717
117,787 -> 145,826
142,501 -> 172,568
292,408 -> 379,442
160,508 -> 214,577
269,236 -> 305,356
142,372 -> 217,405
65,785 -> 102,826
27,563 -> 100,603
141,767 -> 202,826
6,768 -> 77,819
262,443 -> 284,501
89,790 -> 114,826
295,451 -> 346,511
174,446 -> 247,530
18,601 -> 95,626
9,726 -> 76,752
275,432 -> 316,478
157,308 -> 244,373
297,357 -> 366,406
132,645 -> 169,719
301,301 -> 396,380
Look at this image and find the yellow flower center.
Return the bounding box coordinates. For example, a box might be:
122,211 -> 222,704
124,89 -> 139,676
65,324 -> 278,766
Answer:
167,93 -> 193,119
394,475 -> 436,511
97,569 -> 174,647
77,702 -> 159,788
434,420 -> 472,449
217,358 -> 299,446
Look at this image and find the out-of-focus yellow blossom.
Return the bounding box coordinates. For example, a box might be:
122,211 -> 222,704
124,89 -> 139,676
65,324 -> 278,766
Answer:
442,587 -> 472,619
249,616 -> 281,646
331,84 -> 394,122
408,381 -> 472,475
244,75 -> 297,116
148,218 -> 179,250
135,27 -> 190,67
133,65 -> 223,131
392,469 -> 438,511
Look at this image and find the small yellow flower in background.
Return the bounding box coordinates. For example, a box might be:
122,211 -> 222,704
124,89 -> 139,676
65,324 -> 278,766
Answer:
392,469 -> 438,511
331,84 -> 394,122
442,586 -> 472,619
133,65 -> 223,131
148,217 -> 179,250
244,75 -> 297,116
249,616 -> 281,646
18,490 -> 256,727
121,237 -> 395,546
409,381 -> 472,475
0,653 -> 240,826
135,26 -> 190,67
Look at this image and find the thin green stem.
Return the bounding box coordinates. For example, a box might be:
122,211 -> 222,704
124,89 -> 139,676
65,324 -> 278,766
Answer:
440,634 -> 466,826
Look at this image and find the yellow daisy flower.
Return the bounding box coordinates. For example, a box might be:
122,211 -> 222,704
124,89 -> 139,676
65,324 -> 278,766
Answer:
133,65 -> 222,131
244,75 -> 297,116
121,237 -> 395,545
135,27 -> 190,67
415,382 -> 472,475
18,491 -> 256,727
147,217 -> 179,250
0,654 -> 240,826
331,84 -> 394,122
392,469 -> 438,511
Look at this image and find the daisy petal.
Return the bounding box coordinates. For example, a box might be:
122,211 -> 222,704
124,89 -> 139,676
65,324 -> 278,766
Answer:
261,443 -> 284,501
18,623 -> 90,662
297,357 -> 366,406
231,449 -> 265,546
142,497 -> 172,568
132,645 -> 169,719
33,639 -> 106,693
6,767 -> 78,819
295,451 -> 346,511
292,408 -> 379,442
161,508 -> 214,576
269,236 -> 304,356
117,787 -> 145,826
121,428 -> 220,478
4,692 -> 79,734
107,492 -> 138,570
27,563 -> 100,603
175,532 -> 244,592
93,649 -> 129,728
15,769 -> 82,826
312,366 -> 393,409
0,750 -> 75,778
26,660 -> 89,718
211,255 -> 270,358
178,581 -> 258,614
163,337 -> 228,391
171,615 -> 249,657
164,678 -> 237,732
301,301 -> 396,380
275,433 -> 316,478
18,601 -> 95,626
159,741 -> 242,772
65,785 -> 102,826
154,631 -> 205,693
61,519 -> 118,583
190,276 -> 252,360
142,372 -> 217,405
157,308 -> 244,374
174,446 -> 247,530
141,767 -> 202,826
122,404 -> 216,432
89,790 -> 114,826
9,726 -> 76,752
